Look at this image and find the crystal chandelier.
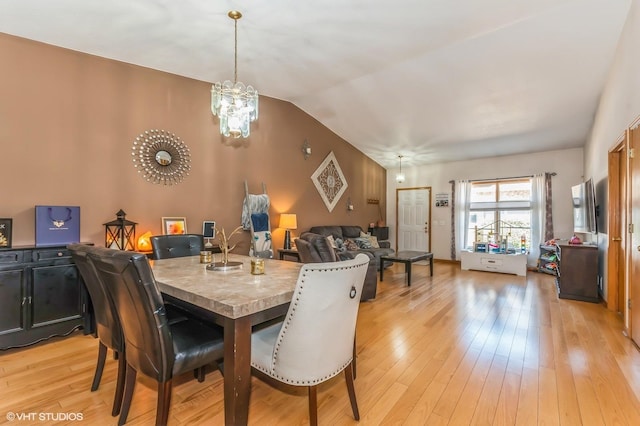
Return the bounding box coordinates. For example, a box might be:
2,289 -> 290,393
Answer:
211,11 -> 259,138
396,155 -> 405,183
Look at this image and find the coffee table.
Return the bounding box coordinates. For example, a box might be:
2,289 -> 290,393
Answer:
380,251 -> 433,286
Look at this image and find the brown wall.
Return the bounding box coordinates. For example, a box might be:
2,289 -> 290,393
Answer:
0,34 -> 387,252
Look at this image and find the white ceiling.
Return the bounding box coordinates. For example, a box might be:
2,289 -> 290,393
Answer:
0,0 -> 632,169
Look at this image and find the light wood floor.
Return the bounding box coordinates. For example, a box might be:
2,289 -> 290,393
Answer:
2,262 -> 640,425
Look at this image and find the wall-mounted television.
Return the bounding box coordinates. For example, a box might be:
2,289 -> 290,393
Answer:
571,178 -> 597,234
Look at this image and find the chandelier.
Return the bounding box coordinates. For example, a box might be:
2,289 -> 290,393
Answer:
396,155 -> 405,183
211,11 -> 259,138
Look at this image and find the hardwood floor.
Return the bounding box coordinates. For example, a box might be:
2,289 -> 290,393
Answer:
2,262 -> 640,425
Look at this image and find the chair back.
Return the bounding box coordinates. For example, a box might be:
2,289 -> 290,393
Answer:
87,246 -> 175,382
150,234 -> 204,260
68,244 -> 123,352
295,233 -> 337,263
269,254 -> 369,384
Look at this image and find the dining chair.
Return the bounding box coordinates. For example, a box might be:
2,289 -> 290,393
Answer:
150,234 -> 204,260
86,246 -> 225,426
251,254 -> 370,426
68,244 -> 126,417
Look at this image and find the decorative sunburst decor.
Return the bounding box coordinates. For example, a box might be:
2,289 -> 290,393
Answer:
131,129 -> 191,185
311,151 -> 348,212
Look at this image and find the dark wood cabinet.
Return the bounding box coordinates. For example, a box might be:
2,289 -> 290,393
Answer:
556,243 -> 599,303
0,245 -> 92,350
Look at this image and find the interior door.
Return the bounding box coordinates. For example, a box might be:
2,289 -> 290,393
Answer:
607,134 -> 627,315
396,187 -> 431,252
630,127 -> 640,345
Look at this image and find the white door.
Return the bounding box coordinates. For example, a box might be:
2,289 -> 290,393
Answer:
396,187 -> 431,252
630,127 -> 640,345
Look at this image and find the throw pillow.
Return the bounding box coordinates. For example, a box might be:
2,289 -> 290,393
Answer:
355,237 -> 372,249
326,235 -> 337,249
368,235 -> 380,248
344,238 -> 359,251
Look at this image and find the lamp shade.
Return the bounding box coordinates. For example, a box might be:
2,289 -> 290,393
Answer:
279,213 -> 297,230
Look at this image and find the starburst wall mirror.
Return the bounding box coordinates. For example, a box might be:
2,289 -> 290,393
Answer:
131,129 -> 191,185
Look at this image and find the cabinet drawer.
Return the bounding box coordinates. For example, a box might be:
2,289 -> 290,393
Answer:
481,257 -> 503,266
32,249 -> 71,261
0,251 -> 23,264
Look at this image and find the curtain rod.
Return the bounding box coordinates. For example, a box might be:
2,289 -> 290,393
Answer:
449,173 -> 556,185
470,172 -> 556,183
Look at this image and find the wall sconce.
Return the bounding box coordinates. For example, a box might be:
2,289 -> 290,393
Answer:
104,209 -> 137,251
137,231 -> 152,252
279,213 -> 298,250
302,139 -> 312,160
347,197 -> 354,211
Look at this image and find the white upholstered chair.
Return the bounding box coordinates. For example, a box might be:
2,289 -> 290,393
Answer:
251,254 -> 370,425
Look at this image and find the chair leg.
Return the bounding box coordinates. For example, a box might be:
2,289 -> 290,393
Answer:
157,380 -> 172,426
308,385 -> 318,426
118,364 -> 137,426
193,366 -> 206,383
91,342 -> 108,391
345,361 -> 360,421
112,350 -> 126,417
352,334 -> 357,380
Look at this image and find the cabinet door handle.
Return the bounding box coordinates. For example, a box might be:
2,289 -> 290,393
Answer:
22,297 -> 26,306
57,252 -> 64,257
612,237 -> 622,241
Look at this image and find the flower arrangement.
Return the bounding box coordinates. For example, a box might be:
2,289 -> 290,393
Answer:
215,225 -> 243,264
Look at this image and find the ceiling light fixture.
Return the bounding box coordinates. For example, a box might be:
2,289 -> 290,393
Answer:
396,155 -> 405,183
211,10 -> 259,138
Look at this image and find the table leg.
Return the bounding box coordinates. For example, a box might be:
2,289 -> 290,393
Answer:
405,261 -> 412,286
223,316 -> 252,426
380,263 -> 385,281
429,256 -> 433,276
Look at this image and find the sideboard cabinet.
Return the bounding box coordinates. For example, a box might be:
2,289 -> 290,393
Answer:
0,245 -> 92,349
556,243 -> 599,303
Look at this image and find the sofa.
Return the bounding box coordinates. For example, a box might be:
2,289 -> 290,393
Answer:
306,225 -> 394,271
295,232 -> 379,301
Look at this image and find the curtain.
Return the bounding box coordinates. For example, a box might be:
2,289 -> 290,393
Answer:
530,173 -> 546,266
544,172 -> 554,241
454,180 -> 470,260
450,180 -> 456,260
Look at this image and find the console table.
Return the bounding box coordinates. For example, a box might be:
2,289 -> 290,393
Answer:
0,244 -> 93,349
460,251 -> 527,276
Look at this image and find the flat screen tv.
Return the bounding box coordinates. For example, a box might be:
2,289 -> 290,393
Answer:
571,178 -> 597,234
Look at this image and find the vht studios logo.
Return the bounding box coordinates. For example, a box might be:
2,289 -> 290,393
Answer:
6,412 -> 84,422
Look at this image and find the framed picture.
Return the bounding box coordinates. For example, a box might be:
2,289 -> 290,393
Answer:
473,242 -> 488,253
202,221 -> 216,238
0,218 -> 12,248
162,217 -> 187,235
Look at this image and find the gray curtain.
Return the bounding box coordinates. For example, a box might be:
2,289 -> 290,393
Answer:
544,172 -> 555,242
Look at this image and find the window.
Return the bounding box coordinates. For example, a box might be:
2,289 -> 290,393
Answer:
466,179 -> 532,251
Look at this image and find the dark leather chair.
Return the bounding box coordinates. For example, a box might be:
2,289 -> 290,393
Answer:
150,234 -> 204,260
85,246 -> 224,426
68,244 -> 126,417
295,233 -> 378,301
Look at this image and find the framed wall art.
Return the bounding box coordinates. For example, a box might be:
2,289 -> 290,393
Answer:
162,217 -> 187,235
311,151 -> 348,212
0,218 -> 12,248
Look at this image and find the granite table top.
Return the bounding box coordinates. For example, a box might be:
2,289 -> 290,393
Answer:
150,253 -> 304,319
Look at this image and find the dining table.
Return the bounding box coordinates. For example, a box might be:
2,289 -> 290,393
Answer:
150,253 -> 304,426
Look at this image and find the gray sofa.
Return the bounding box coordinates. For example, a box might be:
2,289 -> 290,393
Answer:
307,225 -> 394,270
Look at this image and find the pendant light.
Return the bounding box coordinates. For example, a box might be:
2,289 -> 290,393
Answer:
211,11 -> 259,138
396,155 -> 405,183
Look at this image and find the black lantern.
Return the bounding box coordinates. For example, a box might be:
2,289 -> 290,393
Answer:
104,209 -> 137,251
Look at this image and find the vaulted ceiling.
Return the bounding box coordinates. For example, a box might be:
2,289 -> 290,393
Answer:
0,0 -> 631,169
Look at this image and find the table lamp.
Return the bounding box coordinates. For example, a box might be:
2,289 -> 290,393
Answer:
279,213 -> 297,250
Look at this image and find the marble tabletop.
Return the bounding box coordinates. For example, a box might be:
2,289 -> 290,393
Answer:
150,253 -> 304,319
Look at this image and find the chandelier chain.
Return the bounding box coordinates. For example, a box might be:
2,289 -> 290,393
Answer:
234,17 -> 238,84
